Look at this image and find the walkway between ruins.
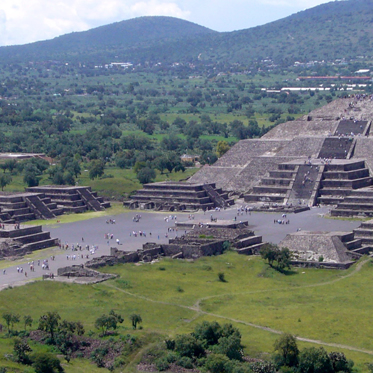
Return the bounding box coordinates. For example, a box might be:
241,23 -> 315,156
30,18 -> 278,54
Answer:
0,205 -> 361,289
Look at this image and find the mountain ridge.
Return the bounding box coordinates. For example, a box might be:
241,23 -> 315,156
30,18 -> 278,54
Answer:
1,0 -> 372,65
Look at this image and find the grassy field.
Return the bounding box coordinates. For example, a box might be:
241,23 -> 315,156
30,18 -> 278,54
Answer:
1,252 -> 373,372
1,166 -> 198,198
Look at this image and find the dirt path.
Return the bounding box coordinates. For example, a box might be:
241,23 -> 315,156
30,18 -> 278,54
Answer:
103,258 -> 373,355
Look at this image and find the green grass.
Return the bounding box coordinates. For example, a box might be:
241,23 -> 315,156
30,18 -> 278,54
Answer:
1,253 -> 373,371
1,166 -> 198,198
27,202 -> 125,226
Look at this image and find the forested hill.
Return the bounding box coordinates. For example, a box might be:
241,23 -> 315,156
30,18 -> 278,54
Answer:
1,0 -> 373,65
0,17 -> 216,64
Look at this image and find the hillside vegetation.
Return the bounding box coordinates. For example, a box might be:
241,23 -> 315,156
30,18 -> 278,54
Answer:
1,0 -> 373,65
1,253 -> 373,372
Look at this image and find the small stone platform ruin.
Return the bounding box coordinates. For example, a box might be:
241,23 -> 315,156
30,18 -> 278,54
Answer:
189,96 -> 373,217
0,186 -> 110,223
84,220 -> 266,270
279,223 -> 373,269
0,224 -> 58,259
125,181 -> 234,211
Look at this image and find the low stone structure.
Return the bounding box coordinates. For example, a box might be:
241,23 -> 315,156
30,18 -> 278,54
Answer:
279,229 -> 373,269
0,224 -> 58,258
126,181 -> 234,211
0,186 -> 110,223
57,265 -> 117,283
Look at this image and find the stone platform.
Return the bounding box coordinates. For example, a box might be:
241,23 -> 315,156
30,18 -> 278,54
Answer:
0,223 -> 58,258
126,181 -> 234,211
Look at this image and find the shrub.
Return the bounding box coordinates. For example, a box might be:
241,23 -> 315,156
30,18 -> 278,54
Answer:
166,351 -> 178,363
176,286 -> 184,293
176,356 -> 194,369
155,357 -> 170,371
218,272 -> 227,282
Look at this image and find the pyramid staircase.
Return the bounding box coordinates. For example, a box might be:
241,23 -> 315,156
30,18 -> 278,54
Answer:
244,164 -> 297,204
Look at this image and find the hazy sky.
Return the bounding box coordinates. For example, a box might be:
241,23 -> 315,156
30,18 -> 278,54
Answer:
0,0 -> 333,47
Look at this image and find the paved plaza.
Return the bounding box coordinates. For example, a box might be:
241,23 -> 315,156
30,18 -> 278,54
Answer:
0,205 -> 362,289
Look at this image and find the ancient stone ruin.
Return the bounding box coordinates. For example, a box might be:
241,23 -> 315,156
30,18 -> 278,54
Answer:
56,265 -> 117,283
0,185 -> 110,223
0,224 -> 58,259
125,181 -> 234,211
189,96 -> 373,217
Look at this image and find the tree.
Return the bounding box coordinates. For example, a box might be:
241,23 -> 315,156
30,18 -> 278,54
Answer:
193,321 -> 222,348
38,311 -> 61,342
4,159 -> 17,174
137,167 -> 156,184
23,164 -> 40,187
31,352 -> 64,373
260,244 -> 278,267
212,333 -> 243,360
13,337 -> 32,364
89,160 -> 105,180
174,334 -> 205,358
2,313 -> 13,335
130,314 -> 142,329
216,141 -> 230,157
273,333 -> 299,368
298,347 -> 333,373
329,351 -> 353,373
23,315 -> 33,331
276,248 -> 292,270
95,310 -> 123,336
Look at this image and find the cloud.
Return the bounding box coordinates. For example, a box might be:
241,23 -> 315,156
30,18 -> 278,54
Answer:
0,0 -> 333,47
259,0 -> 330,8
0,0 -> 190,46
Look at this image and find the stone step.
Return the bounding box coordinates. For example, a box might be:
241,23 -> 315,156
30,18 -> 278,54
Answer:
61,206 -> 88,214
318,188 -> 352,196
354,228 -> 373,237
331,209 -> 373,217
343,196 -> 373,203
253,185 -> 290,194
268,170 -> 296,178
318,196 -> 344,204
22,238 -> 59,252
351,246 -> 373,255
11,213 -> 36,222
360,222 -> 373,229
350,236 -> 373,245
343,239 -> 362,250
336,202 -> 373,210
260,178 -> 292,186
235,235 -> 262,249
14,231 -> 52,244
324,160 -> 366,171
244,194 -> 286,202
348,189 -> 373,197
321,177 -> 372,189
237,242 -> 266,255
132,195 -> 212,204
0,201 -> 28,209
135,189 -> 208,198
323,168 -> 370,180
